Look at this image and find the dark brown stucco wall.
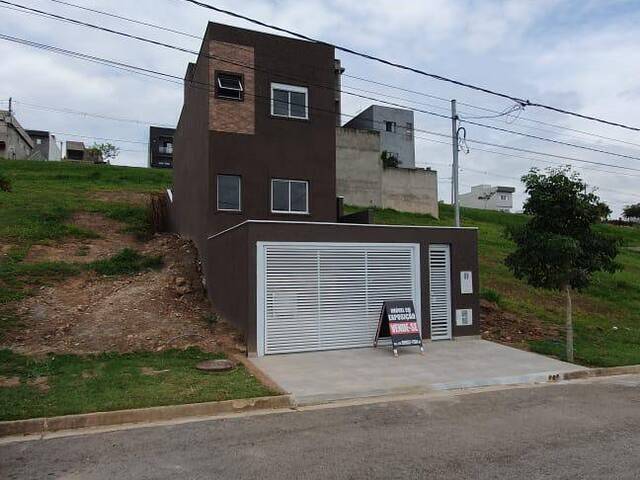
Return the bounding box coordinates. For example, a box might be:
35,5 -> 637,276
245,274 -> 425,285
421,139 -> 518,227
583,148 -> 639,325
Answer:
205,224 -> 250,338
172,30 -> 211,261
205,23 -> 338,236
207,222 -> 480,354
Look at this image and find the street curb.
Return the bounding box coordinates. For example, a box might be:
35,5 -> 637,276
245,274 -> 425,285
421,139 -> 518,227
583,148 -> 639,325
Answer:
562,364 -> 640,381
0,394 -> 293,438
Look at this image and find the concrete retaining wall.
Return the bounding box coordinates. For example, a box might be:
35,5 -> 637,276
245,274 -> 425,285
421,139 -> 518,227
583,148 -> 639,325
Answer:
336,127 -> 382,208
336,127 -> 439,218
381,166 -> 438,218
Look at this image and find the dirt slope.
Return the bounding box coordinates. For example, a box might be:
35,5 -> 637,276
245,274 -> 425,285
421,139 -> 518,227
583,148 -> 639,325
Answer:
1,214 -> 243,356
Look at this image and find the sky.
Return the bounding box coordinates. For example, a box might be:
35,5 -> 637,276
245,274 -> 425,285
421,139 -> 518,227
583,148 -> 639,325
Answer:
1,0 -> 639,216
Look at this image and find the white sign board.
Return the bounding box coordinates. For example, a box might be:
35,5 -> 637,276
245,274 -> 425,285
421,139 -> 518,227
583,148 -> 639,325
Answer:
456,309 -> 473,326
460,271 -> 473,294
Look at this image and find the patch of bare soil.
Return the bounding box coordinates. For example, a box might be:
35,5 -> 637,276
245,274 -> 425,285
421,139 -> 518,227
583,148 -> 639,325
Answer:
480,299 -> 561,348
0,376 -> 20,388
27,376 -> 49,392
24,212 -> 138,264
90,190 -> 151,205
0,243 -> 11,257
2,234 -> 245,356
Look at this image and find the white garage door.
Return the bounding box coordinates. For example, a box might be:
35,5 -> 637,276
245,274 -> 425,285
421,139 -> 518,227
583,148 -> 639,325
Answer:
257,242 -> 421,355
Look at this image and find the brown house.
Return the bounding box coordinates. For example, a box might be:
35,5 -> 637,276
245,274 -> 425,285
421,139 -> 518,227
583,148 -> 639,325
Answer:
171,23 -> 480,356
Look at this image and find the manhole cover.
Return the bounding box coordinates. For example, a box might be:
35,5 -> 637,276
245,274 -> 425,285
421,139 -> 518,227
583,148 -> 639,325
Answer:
195,359 -> 235,372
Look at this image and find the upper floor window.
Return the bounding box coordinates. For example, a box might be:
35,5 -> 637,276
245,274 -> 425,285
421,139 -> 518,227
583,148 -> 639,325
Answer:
500,194 -> 508,201
217,175 -> 241,212
385,121 -> 396,133
271,179 -> 309,214
216,72 -> 244,101
158,137 -> 173,154
271,83 -> 309,120
36,138 -> 43,145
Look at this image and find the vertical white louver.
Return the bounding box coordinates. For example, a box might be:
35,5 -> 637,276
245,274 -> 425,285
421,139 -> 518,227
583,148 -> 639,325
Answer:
428,244 -> 452,340
260,243 -> 419,355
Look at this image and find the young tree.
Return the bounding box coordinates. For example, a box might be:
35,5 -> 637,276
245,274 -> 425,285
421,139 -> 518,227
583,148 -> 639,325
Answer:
88,142 -> 120,164
504,167 -> 620,362
623,203 -> 640,221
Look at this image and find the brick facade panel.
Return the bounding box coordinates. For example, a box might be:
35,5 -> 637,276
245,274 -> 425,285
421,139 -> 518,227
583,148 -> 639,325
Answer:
209,41 -> 255,135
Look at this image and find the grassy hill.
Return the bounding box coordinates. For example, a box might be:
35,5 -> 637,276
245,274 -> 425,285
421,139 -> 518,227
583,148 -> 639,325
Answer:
347,204 -> 640,367
0,159 -> 171,304
1,159 -> 638,367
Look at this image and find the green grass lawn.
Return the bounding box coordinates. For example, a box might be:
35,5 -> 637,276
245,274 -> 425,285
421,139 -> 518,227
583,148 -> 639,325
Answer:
347,204 -> 640,367
0,159 -> 171,303
0,160 -> 279,420
0,159 -> 171,245
0,348 -> 275,421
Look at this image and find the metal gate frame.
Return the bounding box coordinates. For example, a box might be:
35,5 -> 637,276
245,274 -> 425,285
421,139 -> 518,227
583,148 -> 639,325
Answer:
256,242 -> 421,357
428,244 -> 453,340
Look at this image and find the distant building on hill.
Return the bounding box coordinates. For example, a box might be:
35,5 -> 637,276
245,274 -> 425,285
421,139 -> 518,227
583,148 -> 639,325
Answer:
25,130 -> 62,161
148,126 -> 175,168
343,105 -> 416,168
65,141 -> 86,161
459,184 -> 515,212
0,110 -> 34,160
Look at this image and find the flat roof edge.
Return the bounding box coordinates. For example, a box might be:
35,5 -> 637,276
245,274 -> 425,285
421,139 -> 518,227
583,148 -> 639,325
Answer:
207,219 -> 477,240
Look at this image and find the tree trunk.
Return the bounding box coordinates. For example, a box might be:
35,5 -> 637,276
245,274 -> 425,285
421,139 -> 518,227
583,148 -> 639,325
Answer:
565,284 -> 574,363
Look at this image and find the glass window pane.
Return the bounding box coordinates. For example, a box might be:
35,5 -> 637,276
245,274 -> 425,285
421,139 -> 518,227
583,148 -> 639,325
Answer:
218,175 -> 240,210
273,89 -> 289,116
290,182 -> 308,212
218,74 -> 242,90
272,180 -> 289,211
290,92 -> 307,118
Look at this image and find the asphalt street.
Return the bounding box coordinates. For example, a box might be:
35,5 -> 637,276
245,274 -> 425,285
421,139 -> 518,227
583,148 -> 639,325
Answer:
2,375 -> 639,479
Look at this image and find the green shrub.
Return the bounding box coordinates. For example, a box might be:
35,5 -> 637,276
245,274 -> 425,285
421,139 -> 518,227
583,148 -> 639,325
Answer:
88,248 -> 162,276
0,171 -> 11,192
480,288 -> 503,305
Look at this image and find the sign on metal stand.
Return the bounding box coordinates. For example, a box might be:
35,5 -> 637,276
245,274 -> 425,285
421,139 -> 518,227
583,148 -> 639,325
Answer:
374,300 -> 424,357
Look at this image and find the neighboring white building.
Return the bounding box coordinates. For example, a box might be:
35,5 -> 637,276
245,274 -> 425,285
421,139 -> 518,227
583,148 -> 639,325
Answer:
459,184 -> 515,212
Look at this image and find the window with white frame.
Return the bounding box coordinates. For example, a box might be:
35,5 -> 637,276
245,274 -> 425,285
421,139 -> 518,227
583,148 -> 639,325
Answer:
271,179 -> 309,214
217,175 -> 241,211
385,121 -> 397,133
271,83 -> 309,119
216,72 -> 244,101
500,194 -> 508,201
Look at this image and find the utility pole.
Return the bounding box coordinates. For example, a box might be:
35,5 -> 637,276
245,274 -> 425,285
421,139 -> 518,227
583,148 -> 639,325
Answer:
451,99 -> 460,227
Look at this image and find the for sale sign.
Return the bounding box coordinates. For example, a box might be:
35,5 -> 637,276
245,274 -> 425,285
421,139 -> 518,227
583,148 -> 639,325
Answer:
374,300 -> 424,356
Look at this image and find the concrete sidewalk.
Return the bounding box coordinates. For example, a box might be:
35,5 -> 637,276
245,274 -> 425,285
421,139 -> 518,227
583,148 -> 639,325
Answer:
250,339 -> 586,404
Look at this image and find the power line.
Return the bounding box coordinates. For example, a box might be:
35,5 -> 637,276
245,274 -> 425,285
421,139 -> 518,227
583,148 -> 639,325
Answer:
11,0 -> 640,150
179,0 -> 640,133
8,0 -> 640,158
413,135 -> 640,179
46,0 -> 201,39
0,1 -> 453,123
343,73 -> 640,150
12,100 -> 174,127
51,131 -> 147,144
5,31 -> 640,179
7,0 -> 640,165
459,118 -> 640,163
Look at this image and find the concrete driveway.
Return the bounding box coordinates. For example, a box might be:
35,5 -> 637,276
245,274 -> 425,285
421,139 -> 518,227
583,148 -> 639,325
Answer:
250,339 -> 586,404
